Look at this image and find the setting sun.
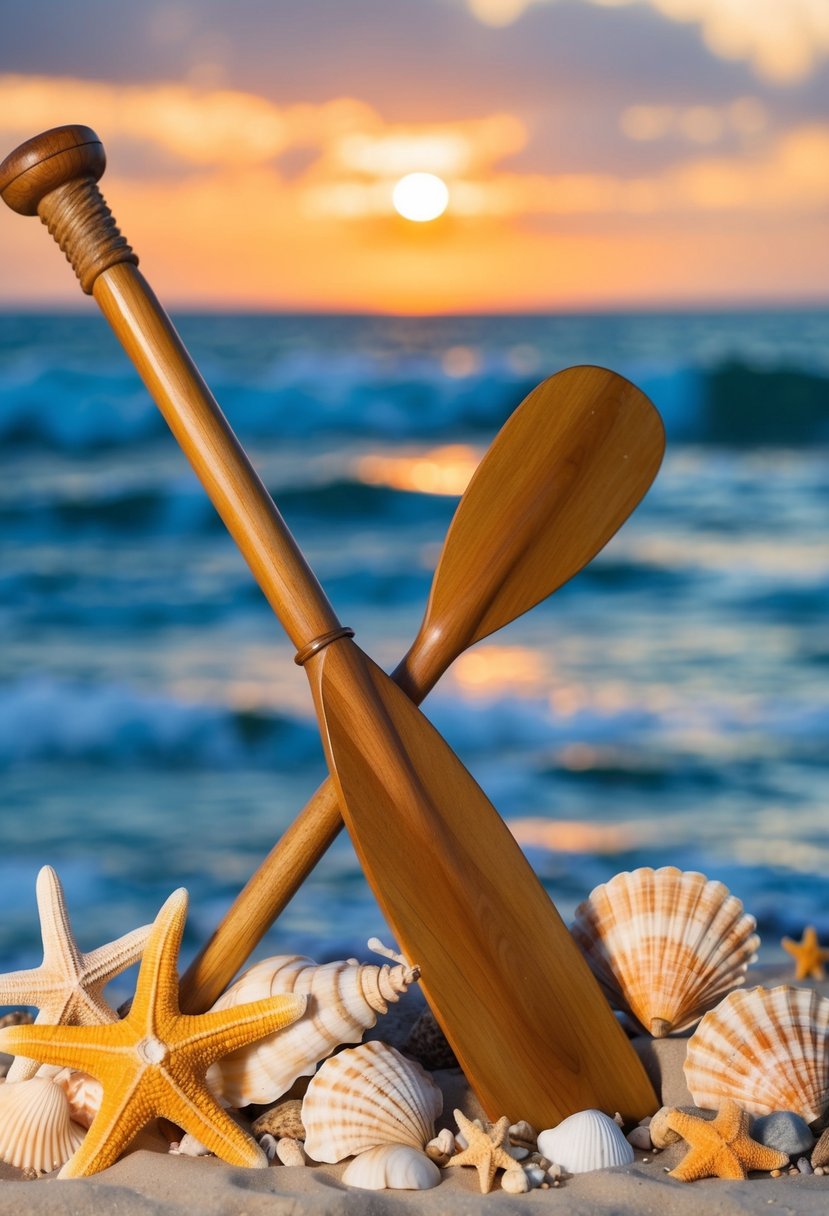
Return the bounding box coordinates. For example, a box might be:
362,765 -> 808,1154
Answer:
392,172 -> 450,222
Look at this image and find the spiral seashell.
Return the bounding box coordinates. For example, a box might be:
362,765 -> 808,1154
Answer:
537,1109 -> 634,1174
0,1077 -> 85,1173
570,866 -> 759,1036
342,1144 -> 441,1190
207,943 -> 419,1107
302,1040 -> 442,1163
684,985 -> 829,1122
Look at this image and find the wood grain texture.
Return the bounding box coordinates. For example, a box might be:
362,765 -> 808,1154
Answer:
1,126 -> 660,1126
180,368 -> 664,1012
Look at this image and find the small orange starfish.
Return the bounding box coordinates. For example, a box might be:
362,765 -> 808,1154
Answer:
447,1108 -> 517,1193
0,889 -> 305,1178
667,1099 -> 789,1182
782,926 -> 829,981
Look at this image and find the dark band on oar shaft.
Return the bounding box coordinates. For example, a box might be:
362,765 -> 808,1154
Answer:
294,626 -> 355,667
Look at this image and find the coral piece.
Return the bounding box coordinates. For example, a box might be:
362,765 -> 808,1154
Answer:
447,1109 -> 516,1193
0,866 -> 151,1082
207,941 -> 419,1107
782,926 -> 829,982
0,1076 -> 85,1173
667,1099 -> 789,1182
537,1108 -> 634,1173
684,985 -> 829,1122
571,867 -> 759,1037
302,1040 -> 441,1163
0,889 -> 306,1178
342,1143 -> 441,1190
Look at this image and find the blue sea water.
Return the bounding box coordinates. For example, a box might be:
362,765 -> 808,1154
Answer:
0,309 -> 827,1002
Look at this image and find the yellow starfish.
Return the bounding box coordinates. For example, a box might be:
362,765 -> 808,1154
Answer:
447,1108 -> 517,1193
0,865 -> 151,1082
0,888 -> 305,1178
782,925 -> 829,981
667,1099 -> 789,1182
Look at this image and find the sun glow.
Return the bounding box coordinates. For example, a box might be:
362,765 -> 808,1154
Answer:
392,172 -> 450,222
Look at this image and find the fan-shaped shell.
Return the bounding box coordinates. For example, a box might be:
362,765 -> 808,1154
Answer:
207,951 -> 418,1107
342,1144 -> 441,1190
537,1109 -> 633,1174
571,866 -> 759,1036
302,1040 -> 442,1163
684,985 -> 829,1123
0,1077 -> 85,1173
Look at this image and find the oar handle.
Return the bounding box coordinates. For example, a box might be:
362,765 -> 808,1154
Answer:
0,126 -> 340,653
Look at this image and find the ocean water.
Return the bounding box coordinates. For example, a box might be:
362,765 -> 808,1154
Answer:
0,310 -> 827,1002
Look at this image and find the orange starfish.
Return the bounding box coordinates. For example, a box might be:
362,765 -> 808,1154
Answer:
0,889 -> 305,1178
447,1109 -> 517,1193
782,926 -> 829,981
667,1099 -> 789,1182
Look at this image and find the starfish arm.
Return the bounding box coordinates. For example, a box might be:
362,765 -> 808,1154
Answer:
669,1148 -> 715,1182
175,994 -> 306,1064
132,890 -> 189,1028
59,1069 -> 147,1178
745,1143 -> 790,1173
0,1019 -> 133,1079
161,1069 -> 267,1168
81,924 -> 152,989
36,866 -> 83,975
0,966 -> 60,1006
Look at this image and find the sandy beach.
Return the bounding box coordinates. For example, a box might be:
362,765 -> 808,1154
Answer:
0,965 -> 826,1213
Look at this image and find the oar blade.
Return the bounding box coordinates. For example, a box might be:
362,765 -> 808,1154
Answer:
313,640 -> 656,1127
423,365 -> 665,653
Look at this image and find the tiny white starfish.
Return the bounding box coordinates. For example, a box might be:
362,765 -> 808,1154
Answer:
0,865 -> 151,1081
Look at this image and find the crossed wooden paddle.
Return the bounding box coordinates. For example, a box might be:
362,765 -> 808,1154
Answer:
0,125 -> 663,1129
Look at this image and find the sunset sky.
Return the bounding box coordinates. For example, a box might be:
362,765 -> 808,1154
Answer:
1,0 -> 828,312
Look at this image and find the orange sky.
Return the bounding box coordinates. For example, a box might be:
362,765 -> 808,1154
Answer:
1,0 -> 828,312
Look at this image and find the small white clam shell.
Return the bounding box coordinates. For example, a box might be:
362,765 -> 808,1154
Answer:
0,1077 -> 85,1173
501,1166 -> 530,1193
207,950 -> 418,1107
342,1144 -> 441,1190
302,1040 -> 442,1163
537,1109 -> 634,1174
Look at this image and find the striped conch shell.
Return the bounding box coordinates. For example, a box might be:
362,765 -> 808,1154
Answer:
207,940 -> 420,1107
570,866 -> 759,1037
0,1077 -> 85,1173
302,1040 -> 442,1163
684,985 -> 829,1123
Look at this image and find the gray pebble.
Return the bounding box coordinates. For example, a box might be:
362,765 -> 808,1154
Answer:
797,1156 -> 814,1175
751,1111 -> 815,1157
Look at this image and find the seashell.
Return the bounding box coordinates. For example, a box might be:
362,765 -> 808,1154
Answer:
426,1127 -> 455,1165
342,1144 -> 441,1190
684,985 -> 829,1122
275,1136 -> 307,1167
0,1077 -> 85,1173
45,1068 -> 102,1130
501,1165 -> 530,1193
302,1040 -> 442,1163
207,942 -> 419,1107
509,1120 -> 538,1150
537,1109 -> 634,1173
571,866 -> 759,1037
251,1098 -> 305,1141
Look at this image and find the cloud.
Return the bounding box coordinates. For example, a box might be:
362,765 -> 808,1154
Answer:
465,0 -> 829,83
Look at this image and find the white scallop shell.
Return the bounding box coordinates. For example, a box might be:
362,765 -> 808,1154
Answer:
537,1109 -> 634,1174
0,1077 -> 85,1173
207,949 -> 418,1107
571,867 -> 759,1036
302,1040 -> 442,1163
342,1144 -> 441,1190
684,985 -> 829,1122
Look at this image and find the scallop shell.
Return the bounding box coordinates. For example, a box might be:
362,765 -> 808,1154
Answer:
302,1040 -> 442,1163
0,1077 -> 86,1173
537,1109 -> 634,1174
342,1144 -> 441,1190
570,866 -> 759,1036
684,985 -> 829,1122
207,946 -> 419,1107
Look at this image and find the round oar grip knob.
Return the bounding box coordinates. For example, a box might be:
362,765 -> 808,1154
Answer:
0,125 -> 137,293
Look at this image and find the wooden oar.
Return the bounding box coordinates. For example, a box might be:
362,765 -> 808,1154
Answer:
0,126 -> 660,1127
178,365 -> 665,1012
